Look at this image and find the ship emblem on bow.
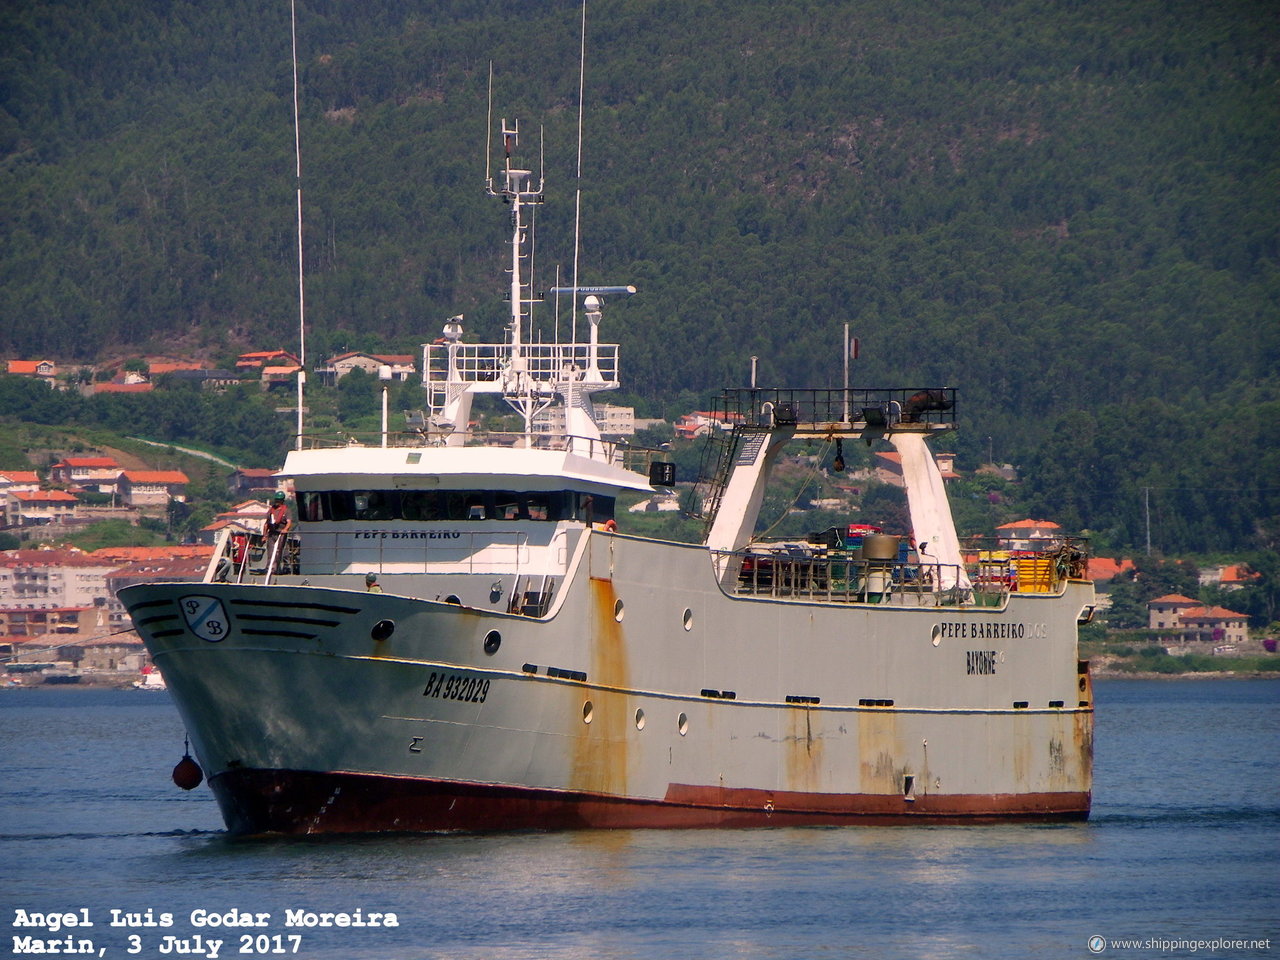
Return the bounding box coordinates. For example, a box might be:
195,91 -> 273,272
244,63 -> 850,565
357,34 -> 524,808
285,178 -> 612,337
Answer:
180,595 -> 231,643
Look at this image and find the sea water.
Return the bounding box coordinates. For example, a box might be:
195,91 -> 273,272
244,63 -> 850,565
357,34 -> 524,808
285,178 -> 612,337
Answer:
2,679 -> 1276,959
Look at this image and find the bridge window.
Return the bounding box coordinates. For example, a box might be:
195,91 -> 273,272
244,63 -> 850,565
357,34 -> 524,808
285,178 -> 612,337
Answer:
297,489 -> 613,524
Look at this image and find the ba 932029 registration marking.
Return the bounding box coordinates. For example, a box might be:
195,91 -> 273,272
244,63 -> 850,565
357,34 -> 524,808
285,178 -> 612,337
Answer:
422,671 -> 490,703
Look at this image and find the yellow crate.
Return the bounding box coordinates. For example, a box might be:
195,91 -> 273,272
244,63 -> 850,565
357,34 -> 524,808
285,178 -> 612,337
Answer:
1013,556 -> 1055,592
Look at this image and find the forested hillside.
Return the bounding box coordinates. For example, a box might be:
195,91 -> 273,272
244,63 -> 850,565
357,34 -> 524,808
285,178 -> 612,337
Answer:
1,0 -> 1277,553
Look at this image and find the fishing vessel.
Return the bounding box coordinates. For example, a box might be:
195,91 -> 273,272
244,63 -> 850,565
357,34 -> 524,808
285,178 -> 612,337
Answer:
120,114 -> 1094,836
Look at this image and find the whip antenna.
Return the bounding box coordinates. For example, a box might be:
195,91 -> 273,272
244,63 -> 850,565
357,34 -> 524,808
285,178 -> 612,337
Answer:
570,0 -> 587,343
484,62 -> 494,192
290,0 -> 307,449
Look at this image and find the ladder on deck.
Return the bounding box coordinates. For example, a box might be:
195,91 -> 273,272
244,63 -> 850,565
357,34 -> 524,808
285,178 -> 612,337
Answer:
693,425 -> 770,530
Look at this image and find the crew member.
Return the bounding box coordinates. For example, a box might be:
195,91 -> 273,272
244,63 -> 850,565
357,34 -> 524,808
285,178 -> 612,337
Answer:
264,491 -> 292,571
365,572 -> 383,593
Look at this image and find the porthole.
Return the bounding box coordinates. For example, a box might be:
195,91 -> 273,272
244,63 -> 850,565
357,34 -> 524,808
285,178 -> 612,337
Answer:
371,619 -> 395,642
614,598 -> 625,622
930,624 -> 942,647
677,712 -> 689,736
682,608 -> 693,631
483,630 -> 502,655
583,700 -> 594,724
635,708 -> 646,730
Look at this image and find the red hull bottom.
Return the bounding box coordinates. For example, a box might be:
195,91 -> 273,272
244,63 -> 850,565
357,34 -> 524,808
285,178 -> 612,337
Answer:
209,769 -> 1090,835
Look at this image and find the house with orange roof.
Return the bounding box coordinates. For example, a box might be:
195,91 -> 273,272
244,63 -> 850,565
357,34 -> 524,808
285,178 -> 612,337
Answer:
0,605 -> 106,640
1148,594 -> 1201,629
996,518 -> 1064,551
197,501 -> 271,545
1084,557 -> 1137,615
71,631 -> 151,673
49,456 -> 122,491
261,364 -> 303,389
0,471 -> 41,496
0,548 -> 121,609
862,450 -> 959,488
93,381 -> 154,394
1149,594 -> 1250,646
4,489 -> 79,527
674,410 -> 742,440
117,470 -> 189,507
6,359 -> 56,381
146,360 -> 205,375
89,544 -> 213,563
674,415 -> 712,440
1199,563 -> 1260,591
236,350 -> 301,371
1177,606 -> 1250,645
1088,557 -> 1136,582
316,351 -> 417,384
228,468 -> 279,497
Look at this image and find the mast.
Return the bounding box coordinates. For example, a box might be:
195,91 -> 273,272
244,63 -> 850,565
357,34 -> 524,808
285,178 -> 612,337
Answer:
485,117 -> 548,445
421,10 -> 635,460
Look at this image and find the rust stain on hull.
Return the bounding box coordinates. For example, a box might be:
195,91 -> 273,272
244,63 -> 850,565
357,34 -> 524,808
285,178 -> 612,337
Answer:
857,709 -> 903,794
784,706 -> 826,794
1073,659 -> 1095,792
567,577 -> 631,799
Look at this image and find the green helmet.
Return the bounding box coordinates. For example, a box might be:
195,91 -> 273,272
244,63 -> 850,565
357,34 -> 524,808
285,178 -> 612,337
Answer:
273,491 -> 286,501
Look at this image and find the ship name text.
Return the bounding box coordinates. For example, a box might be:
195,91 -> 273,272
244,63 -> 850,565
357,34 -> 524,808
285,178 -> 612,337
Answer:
939,620 -> 1045,640
354,530 -> 463,540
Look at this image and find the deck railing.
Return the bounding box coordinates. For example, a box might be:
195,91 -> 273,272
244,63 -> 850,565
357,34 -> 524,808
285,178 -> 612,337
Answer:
717,548 -> 978,606
717,537 -> 1088,607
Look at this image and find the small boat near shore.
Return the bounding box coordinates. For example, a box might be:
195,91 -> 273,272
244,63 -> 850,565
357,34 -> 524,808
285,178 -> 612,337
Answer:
133,665 -> 166,690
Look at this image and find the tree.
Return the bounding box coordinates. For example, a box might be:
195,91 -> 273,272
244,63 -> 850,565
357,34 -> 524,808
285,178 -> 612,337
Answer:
337,368 -> 380,423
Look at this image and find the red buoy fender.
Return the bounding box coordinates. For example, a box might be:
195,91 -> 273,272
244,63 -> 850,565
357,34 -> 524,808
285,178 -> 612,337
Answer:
173,754 -> 204,791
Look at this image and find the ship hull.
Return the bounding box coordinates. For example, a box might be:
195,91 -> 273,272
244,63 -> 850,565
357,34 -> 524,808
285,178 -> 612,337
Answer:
211,768 -> 1088,835
122,533 -> 1093,835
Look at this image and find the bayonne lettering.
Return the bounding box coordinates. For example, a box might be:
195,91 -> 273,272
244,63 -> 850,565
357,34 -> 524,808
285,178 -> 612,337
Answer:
966,650 -> 998,675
